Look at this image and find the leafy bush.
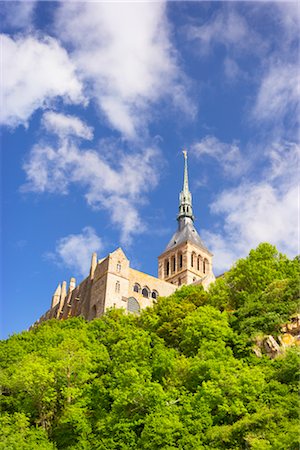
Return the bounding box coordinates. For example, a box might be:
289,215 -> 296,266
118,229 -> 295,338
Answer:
0,243 -> 299,449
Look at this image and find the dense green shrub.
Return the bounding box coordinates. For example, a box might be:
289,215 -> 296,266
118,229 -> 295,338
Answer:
1,244 -> 299,449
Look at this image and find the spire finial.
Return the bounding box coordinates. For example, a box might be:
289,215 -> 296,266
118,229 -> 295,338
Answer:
182,149 -> 189,194
177,148 -> 194,222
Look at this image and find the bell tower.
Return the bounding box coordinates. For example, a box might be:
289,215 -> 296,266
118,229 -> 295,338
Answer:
158,150 -> 215,288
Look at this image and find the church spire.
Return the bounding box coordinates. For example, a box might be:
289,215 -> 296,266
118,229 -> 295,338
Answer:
177,150 -> 194,222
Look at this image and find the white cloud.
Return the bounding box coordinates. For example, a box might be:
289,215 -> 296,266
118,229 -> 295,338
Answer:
186,8 -> 265,56
55,2 -> 190,139
204,141 -> 299,273
191,135 -> 247,177
252,63 -> 299,124
1,2 -> 36,30
42,111 -> 93,140
1,34 -> 84,128
22,115 -> 161,243
51,227 -> 103,277
223,57 -> 244,82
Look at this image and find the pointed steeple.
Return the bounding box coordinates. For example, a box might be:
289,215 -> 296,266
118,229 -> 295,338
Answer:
177,150 -> 194,222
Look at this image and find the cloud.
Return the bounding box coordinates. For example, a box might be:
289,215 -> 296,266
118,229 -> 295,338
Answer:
186,8 -> 265,57
252,63 -> 299,125
55,2 -> 190,139
191,135 -> 247,177
1,34 -> 84,128
42,111 -> 93,140
22,113 -> 161,243
49,227 -> 103,277
204,141 -> 299,273
223,57 -> 244,82
1,2 -> 36,31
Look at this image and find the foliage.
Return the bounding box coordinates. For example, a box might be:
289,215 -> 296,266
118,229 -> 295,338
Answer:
0,243 -> 299,449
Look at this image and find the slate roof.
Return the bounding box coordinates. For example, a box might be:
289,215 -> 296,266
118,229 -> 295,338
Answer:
164,217 -> 210,254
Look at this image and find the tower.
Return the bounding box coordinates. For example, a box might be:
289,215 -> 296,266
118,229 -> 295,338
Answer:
158,150 -> 215,288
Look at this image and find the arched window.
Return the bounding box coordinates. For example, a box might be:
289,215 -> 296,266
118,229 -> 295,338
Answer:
127,297 -> 140,314
142,287 -> 150,298
172,255 -> 176,273
203,259 -> 208,274
115,281 -> 120,293
117,262 -> 121,273
191,252 -> 197,267
133,283 -> 140,293
197,255 -> 202,271
178,253 -> 183,269
151,290 -> 158,299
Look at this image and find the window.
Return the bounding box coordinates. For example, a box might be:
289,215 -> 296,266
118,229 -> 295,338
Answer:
91,304 -> 97,319
127,297 -> 140,314
197,255 -> 201,271
166,260 -> 170,276
172,255 -> 176,273
142,287 -> 149,298
133,283 -> 140,293
117,262 -> 121,272
178,277 -> 181,286
191,254 -> 194,267
151,290 -> 158,299
203,259 -> 208,274
178,253 -> 183,269
115,281 -> 120,293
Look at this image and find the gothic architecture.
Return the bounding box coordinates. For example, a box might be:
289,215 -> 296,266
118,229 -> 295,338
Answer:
35,152 -> 215,325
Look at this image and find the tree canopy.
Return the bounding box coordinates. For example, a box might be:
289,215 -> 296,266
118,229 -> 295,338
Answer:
1,243 -> 299,449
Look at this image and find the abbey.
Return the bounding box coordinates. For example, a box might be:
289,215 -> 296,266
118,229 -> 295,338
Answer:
36,152 -> 215,325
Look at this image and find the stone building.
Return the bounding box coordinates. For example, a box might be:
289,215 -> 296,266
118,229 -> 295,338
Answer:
36,151 -> 215,325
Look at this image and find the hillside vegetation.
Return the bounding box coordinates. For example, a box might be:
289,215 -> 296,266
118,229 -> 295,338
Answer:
1,243 -> 299,450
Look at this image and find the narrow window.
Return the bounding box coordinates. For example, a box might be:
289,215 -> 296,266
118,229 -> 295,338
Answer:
179,253 -> 183,269
197,256 -> 200,271
117,262 -> 121,273
166,261 -> 170,276
151,291 -> 158,299
172,255 -> 176,273
191,254 -> 193,267
178,277 -> 181,286
115,281 -> 120,293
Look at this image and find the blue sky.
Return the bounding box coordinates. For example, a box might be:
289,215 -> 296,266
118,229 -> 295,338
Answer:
1,1 -> 299,339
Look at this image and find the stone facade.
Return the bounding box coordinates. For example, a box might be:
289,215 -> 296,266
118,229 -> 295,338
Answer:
34,151 -> 215,326
35,248 -> 177,325
158,241 -> 214,287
